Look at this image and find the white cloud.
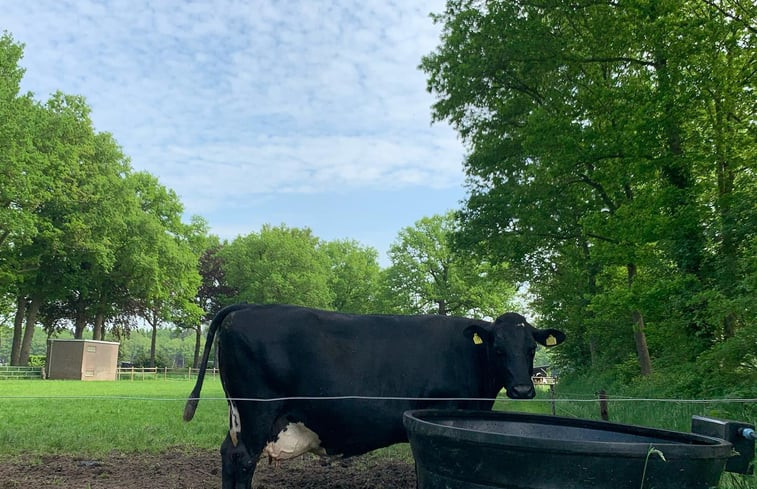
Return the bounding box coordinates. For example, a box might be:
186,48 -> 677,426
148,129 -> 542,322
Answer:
4,0 -> 466,255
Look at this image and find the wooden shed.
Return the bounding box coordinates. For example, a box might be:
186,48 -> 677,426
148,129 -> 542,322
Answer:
46,339 -> 120,381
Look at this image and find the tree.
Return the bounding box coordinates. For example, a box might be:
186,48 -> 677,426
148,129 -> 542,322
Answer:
383,212 -> 516,318
1,34 -> 48,364
196,242 -> 236,316
181,218 -> 228,368
0,34 -> 41,260
10,92 -> 98,364
220,225 -> 333,308
125,172 -> 202,368
322,239 -> 381,314
421,0 -> 756,380
42,131 -> 135,341
1,34 -> 206,366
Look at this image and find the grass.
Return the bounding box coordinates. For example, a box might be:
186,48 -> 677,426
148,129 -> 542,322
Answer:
495,386 -> 756,489
1,380 -> 754,488
0,378 -> 228,456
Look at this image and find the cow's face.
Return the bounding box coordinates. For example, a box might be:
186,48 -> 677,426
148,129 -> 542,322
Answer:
465,313 -> 565,399
220,435 -> 255,489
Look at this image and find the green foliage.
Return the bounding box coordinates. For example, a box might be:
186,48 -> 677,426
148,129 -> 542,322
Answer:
118,327 -> 203,369
382,212 -> 516,317
0,34 -> 44,269
696,320 -> 757,398
26,355 -> 45,367
220,224 -> 334,308
422,0 -> 756,394
322,239 -> 382,314
219,225 -> 385,314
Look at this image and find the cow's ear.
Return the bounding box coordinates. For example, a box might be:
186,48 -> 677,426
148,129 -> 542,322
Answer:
464,324 -> 492,346
533,328 -> 566,348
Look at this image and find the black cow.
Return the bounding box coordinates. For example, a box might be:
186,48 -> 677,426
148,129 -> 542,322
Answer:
184,303 -> 565,489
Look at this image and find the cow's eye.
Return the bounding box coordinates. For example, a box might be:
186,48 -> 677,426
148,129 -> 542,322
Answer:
529,347 -> 536,357
494,346 -> 505,356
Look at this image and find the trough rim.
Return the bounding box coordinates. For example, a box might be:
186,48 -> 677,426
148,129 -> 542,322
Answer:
403,409 -> 734,461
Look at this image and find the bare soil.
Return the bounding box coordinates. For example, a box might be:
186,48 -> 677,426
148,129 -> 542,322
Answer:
0,450 -> 416,489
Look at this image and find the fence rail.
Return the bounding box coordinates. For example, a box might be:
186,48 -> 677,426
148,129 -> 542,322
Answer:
116,366 -> 219,381
0,366 -> 43,380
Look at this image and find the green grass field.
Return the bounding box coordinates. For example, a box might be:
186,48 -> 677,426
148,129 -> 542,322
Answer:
0,378 -> 229,456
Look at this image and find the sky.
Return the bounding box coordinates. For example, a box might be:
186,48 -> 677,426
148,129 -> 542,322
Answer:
3,0 -> 468,266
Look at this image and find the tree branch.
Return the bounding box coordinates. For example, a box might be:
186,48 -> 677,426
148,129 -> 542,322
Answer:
700,0 -> 757,35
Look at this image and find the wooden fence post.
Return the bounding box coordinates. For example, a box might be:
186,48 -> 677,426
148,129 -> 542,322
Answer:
598,389 -> 609,421
549,384 -> 556,416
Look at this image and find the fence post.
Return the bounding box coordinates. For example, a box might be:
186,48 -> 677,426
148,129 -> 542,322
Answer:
549,384 -> 556,416
598,389 -> 609,421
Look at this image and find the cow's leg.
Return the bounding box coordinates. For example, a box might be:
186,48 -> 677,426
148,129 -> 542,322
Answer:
220,432 -> 255,489
220,404 -> 279,489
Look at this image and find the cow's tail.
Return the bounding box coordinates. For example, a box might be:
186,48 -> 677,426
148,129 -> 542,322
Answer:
183,304 -> 249,422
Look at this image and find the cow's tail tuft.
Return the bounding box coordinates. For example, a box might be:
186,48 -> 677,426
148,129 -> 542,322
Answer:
183,397 -> 200,422
183,304 -> 249,422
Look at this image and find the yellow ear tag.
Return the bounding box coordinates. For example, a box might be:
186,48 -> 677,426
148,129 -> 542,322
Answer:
546,335 -> 557,346
473,333 -> 483,345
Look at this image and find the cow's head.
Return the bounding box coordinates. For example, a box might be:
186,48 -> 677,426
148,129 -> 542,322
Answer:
465,312 -> 565,399
220,434 -> 255,489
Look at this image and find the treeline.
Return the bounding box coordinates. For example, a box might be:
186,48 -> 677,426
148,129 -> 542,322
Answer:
422,0 -> 756,397
1,33 -> 211,367
0,325 -> 201,369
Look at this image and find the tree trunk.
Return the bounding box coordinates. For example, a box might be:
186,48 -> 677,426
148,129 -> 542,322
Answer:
588,337 -> 597,368
93,311 -> 105,341
582,240 -> 599,368
18,294 -> 42,366
627,264 -> 652,376
654,54 -> 704,278
149,309 -> 159,368
73,301 -> 87,339
193,325 -> 202,369
632,310 -> 653,376
10,296 -> 27,366
713,93 -> 739,339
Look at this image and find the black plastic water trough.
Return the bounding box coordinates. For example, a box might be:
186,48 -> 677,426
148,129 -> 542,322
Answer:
403,410 -> 733,489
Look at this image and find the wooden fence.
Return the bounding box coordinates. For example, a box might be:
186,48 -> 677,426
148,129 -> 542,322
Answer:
116,366 -> 219,381
0,366 -> 44,380
0,366 -> 218,381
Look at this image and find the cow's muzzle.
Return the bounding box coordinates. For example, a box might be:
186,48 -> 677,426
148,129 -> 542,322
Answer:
507,384 -> 535,399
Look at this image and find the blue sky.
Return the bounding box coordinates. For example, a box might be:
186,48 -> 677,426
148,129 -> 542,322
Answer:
3,0 -> 467,266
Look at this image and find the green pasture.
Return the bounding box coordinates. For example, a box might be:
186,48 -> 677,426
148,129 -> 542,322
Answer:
0,380 -> 553,457
1,380 -> 753,454
0,379 -> 228,456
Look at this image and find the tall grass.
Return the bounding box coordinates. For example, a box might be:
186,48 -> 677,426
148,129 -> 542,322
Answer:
545,379 -> 757,489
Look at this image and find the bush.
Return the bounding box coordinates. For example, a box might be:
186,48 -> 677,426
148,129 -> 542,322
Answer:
28,355 -> 46,367
130,351 -> 171,368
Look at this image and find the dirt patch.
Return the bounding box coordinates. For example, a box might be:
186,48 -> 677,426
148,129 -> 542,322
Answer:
0,450 -> 416,489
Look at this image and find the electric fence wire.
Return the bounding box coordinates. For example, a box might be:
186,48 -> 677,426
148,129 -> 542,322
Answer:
0,394 -> 756,403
